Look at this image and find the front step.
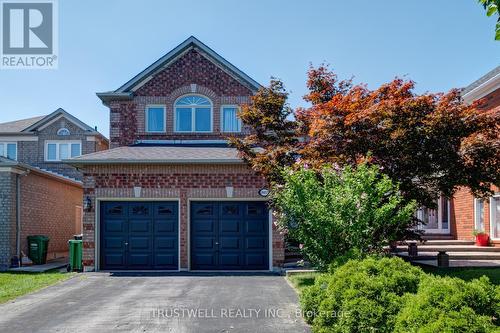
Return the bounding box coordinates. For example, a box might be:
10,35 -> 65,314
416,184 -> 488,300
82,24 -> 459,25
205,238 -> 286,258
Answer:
397,251 -> 500,261
400,239 -> 475,246
394,245 -> 500,253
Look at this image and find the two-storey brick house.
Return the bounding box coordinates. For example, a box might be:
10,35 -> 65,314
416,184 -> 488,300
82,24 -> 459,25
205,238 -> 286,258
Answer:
0,109 -> 108,269
69,37 -> 284,271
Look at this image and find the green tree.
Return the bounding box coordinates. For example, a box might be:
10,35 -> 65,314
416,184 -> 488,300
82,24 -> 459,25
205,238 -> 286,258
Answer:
479,0 -> 500,40
273,163 -> 417,268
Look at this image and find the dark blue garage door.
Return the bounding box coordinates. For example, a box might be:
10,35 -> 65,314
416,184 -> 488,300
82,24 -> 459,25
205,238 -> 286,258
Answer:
191,201 -> 269,270
100,201 -> 178,270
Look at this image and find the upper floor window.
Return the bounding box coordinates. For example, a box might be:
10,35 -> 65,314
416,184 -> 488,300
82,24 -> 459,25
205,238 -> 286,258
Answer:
0,142 -> 17,160
45,140 -> 81,161
221,106 -> 241,132
174,95 -> 212,132
145,105 -> 166,133
57,128 -> 70,136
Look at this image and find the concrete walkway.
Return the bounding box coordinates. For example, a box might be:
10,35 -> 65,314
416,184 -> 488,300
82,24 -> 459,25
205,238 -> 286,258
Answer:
0,273 -> 310,333
9,258 -> 67,272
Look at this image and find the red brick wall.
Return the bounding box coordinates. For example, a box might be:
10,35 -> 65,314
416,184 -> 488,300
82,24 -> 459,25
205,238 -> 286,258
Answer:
108,48 -> 255,148
451,87 -> 500,246
20,171 -> 82,260
81,164 -> 285,271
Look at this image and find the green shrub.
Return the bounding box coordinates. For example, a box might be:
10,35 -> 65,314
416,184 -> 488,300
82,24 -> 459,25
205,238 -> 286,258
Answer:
273,163 -> 418,269
301,256 -> 424,332
394,275 -> 500,333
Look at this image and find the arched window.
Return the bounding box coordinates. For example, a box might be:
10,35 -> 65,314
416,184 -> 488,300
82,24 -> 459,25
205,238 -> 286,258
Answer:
174,95 -> 212,132
57,128 -> 70,136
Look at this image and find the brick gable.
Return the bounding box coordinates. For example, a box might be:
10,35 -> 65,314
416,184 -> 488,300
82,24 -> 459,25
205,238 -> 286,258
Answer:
135,49 -> 253,97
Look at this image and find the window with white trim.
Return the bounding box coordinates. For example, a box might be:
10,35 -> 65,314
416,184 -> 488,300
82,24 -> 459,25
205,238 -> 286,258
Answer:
174,95 -> 212,132
57,128 -> 70,136
416,196 -> 450,233
221,106 -> 241,132
145,105 -> 166,133
490,195 -> 500,239
474,198 -> 485,232
45,141 -> 81,161
0,142 -> 17,160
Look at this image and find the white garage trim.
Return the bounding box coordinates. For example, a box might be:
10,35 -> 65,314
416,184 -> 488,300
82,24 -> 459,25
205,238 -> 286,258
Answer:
94,198 -> 181,272
186,198 -> 272,272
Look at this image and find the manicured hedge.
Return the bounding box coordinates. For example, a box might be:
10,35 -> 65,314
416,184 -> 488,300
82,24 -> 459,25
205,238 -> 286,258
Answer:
394,276 -> 499,332
300,257 -> 499,333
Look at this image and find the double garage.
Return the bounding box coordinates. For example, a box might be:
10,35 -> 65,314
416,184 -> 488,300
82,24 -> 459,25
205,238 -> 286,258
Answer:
99,200 -> 270,271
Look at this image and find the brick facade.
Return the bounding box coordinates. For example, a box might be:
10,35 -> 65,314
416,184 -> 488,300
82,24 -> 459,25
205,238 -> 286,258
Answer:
0,168 -> 82,270
109,49 -> 253,148
448,87 -> 500,246
86,40 -> 285,271
81,164 -> 285,271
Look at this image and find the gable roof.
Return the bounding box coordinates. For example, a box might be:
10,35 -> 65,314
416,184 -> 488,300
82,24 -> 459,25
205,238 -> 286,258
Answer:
462,65 -> 500,104
0,108 -> 108,141
97,36 -> 261,103
0,115 -> 46,133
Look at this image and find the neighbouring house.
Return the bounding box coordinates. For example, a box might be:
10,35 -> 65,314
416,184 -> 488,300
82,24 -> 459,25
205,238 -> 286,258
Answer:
68,36 -> 284,272
416,66 -> 500,246
0,109 -> 109,270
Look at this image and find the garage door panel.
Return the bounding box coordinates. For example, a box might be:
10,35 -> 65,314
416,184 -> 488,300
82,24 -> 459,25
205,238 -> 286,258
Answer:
191,201 -> 269,270
192,203 -> 217,217
104,253 -> 125,266
219,237 -> 240,249
155,236 -> 176,250
246,253 -> 267,266
192,253 -> 217,267
220,203 -> 242,217
154,253 -> 177,268
246,237 -> 266,250
129,219 -> 151,233
103,237 -> 125,249
103,219 -> 126,233
155,219 -> 176,232
128,253 -> 151,267
194,237 -> 215,249
128,236 -> 151,250
193,220 -> 215,233
219,253 -> 241,266
220,219 -> 240,233
100,201 -> 178,270
246,219 -> 266,233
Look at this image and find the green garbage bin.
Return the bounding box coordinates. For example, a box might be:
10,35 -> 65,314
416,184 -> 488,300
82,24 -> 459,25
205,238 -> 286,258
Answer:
68,239 -> 83,272
27,235 -> 49,265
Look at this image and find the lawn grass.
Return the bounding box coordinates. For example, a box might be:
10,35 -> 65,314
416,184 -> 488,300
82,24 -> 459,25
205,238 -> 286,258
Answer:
287,272 -> 321,293
0,270 -> 73,304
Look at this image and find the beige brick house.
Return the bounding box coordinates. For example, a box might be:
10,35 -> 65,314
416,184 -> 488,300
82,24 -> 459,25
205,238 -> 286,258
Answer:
69,37 -> 285,272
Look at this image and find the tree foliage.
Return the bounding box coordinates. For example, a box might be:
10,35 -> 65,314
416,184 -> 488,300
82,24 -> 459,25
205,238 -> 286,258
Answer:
234,66 -> 500,207
273,163 -> 417,268
479,0 -> 500,40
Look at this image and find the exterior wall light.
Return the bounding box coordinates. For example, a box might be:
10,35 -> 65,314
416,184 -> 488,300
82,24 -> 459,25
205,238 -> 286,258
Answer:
83,196 -> 92,212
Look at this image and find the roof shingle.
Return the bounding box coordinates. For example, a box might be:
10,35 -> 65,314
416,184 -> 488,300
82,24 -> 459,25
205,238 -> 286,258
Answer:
0,115 -> 46,133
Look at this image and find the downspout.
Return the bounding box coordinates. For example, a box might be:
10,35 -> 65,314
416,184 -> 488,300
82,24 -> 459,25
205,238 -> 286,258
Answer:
15,170 -> 30,260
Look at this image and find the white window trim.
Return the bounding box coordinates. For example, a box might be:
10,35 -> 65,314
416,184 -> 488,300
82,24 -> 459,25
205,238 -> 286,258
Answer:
174,94 -> 213,133
44,140 -> 82,161
145,105 -> 167,133
474,198 -> 485,232
220,105 -> 242,133
0,142 -> 17,160
489,194 -> 500,240
416,197 -> 450,234
57,127 -> 71,136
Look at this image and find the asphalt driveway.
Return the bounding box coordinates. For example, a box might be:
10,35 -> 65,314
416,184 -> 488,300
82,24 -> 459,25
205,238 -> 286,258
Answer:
0,273 -> 310,333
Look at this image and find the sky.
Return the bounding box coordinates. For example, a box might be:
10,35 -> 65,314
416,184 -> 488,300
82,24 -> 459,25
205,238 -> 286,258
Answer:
0,0 -> 498,138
